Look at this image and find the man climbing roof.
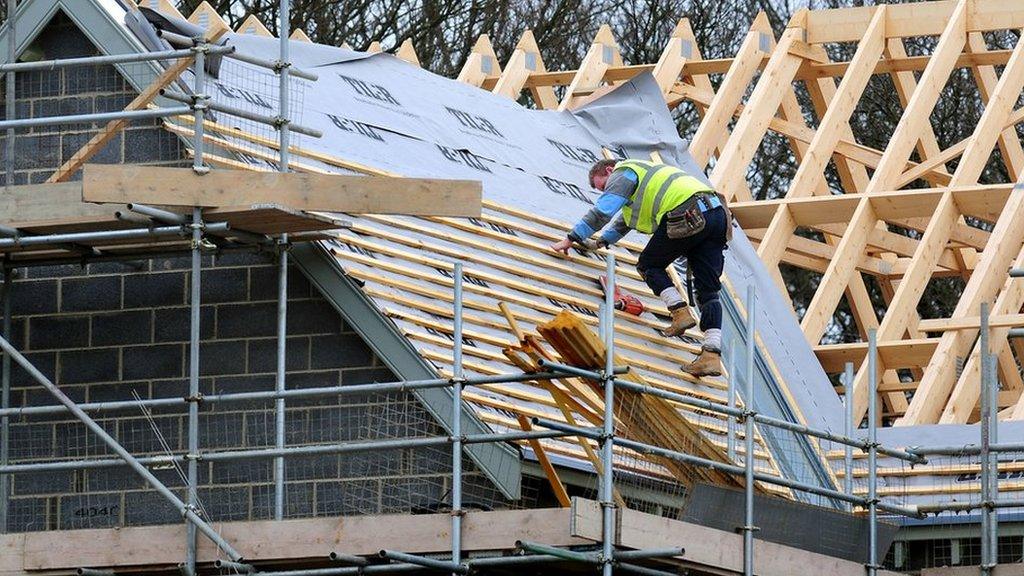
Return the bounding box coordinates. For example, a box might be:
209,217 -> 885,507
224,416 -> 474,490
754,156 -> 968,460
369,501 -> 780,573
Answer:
550,158 -> 732,377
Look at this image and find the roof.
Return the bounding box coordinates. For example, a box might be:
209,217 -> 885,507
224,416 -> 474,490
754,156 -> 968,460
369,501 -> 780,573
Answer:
107,4 -> 841,501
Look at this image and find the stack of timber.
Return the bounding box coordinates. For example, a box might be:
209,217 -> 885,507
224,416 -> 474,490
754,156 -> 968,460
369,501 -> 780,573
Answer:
537,310 -> 748,493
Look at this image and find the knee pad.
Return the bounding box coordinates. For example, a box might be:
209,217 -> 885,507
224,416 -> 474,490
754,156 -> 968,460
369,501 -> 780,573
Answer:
698,294 -> 720,312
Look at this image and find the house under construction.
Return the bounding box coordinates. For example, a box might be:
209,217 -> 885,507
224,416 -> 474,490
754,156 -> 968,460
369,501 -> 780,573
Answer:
0,0 -> 1022,575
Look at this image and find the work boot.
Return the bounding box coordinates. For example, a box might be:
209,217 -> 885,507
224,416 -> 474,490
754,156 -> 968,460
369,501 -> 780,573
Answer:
662,305 -> 697,337
682,348 -> 723,378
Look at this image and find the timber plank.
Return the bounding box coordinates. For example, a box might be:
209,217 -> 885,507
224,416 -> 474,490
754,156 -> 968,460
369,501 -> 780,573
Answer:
81,165 -> 482,217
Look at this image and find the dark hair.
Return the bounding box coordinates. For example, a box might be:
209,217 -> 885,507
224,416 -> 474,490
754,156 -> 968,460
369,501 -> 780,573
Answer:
588,159 -> 618,186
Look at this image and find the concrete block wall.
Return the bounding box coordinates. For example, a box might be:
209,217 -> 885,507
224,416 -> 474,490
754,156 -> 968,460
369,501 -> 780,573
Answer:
1,252 -> 513,532
0,11 -> 186,185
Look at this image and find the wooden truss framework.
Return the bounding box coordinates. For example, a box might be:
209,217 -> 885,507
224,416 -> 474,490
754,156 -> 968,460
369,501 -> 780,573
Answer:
143,1 -> 1024,499
429,0 -> 1024,428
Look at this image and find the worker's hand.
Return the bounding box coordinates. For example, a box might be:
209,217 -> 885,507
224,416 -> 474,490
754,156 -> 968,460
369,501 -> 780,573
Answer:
550,237 -> 573,255
581,238 -> 607,251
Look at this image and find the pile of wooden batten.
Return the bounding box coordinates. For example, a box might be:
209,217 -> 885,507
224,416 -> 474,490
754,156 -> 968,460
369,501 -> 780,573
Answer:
537,310 -> 750,494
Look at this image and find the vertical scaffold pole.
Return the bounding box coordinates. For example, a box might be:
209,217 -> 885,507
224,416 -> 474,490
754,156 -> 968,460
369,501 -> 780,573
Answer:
278,0 -> 291,172
988,316 -> 999,571
273,0 -> 291,521
0,269 -> 11,533
191,38 -> 207,173
451,263 -> 464,573
980,303 -> 992,575
726,341 -> 737,463
5,0 -> 15,193
184,28 -> 208,574
742,285 -> 756,576
273,237 -> 287,520
843,361 -> 854,512
601,252 -> 617,576
184,207 -> 203,576
867,329 -> 878,576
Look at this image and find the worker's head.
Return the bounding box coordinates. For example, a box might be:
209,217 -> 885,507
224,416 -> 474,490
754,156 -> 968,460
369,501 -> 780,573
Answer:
588,159 -> 618,191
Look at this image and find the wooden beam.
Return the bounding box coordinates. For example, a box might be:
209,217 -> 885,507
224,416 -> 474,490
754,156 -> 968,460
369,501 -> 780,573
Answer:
885,38 -> 944,165
800,198 -> 877,345
901,185 -> 1024,424
688,13 -> 771,167
965,31 -> 1024,180
849,191 -> 961,423
0,182 -> 107,226
396,39 -> 421,67
186,1 -> 231,37
651,20 -> 694,95
941,247 -> 1024,422
953,31 -> 1024,186
918,314 -> 1024,332
492,30 -> 558,109
730,185 -> 1013,226
290,29 -> 312,42
237,14 -> 273,36
516,414 -> 571,507
786,6 -> 886,200
803,0 -> 1024,43
137,0 -> 186,20
457,35 -> 502,88
80,165 -> 482,216
865,0 -> 967,194
711,25 -> 805,201
676,82 -> 954,187
815,339 -> 939,373
558,25 -> 622,111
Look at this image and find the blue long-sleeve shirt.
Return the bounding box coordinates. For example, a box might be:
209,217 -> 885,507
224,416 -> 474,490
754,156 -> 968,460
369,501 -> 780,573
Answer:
568,169 -> 637,246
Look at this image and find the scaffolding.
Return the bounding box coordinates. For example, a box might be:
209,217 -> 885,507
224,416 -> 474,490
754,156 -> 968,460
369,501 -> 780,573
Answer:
0,1 -> 1019,575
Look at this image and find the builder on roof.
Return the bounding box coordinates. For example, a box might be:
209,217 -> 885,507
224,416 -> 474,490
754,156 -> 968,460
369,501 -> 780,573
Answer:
550,159 -> 732,377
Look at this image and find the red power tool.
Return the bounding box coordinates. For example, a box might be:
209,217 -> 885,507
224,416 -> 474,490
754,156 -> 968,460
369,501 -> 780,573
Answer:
599,276 -> 644,316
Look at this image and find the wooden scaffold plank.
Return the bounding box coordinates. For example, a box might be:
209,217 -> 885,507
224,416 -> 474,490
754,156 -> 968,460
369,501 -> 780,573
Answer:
80,165 -> 483,216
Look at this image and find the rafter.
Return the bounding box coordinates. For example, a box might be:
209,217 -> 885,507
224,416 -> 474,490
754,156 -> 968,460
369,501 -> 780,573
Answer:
688,13 -> 771,167
457,34 -> 502,88
558,25 -> 622,111
711,24 -> 806,201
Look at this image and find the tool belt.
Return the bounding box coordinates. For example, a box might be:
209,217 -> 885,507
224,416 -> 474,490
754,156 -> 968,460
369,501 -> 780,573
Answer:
665,192 -> 718,239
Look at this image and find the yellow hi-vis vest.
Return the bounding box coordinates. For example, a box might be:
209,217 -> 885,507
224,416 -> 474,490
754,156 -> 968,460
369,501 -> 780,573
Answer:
617,160 -> 714,234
